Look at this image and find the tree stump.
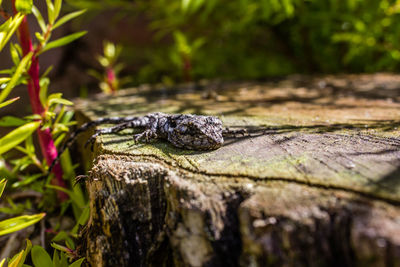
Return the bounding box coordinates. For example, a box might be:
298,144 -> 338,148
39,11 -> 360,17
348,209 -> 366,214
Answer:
75,74 -> 400,267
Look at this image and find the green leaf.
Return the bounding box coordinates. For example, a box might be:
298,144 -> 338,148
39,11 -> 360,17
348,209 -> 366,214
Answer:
41,66 -> 53,78
191,0 -> 205,12
10,43 -> 21,65
24,114 -> 42,121
0,179 -> 6,198
51,243 -> 71,254
35,32 -> 45,44
0,77 -> 11,85
46,93 -> 61,102
9,240 -> 32,267
0,213 -> 45,236
174,31 -> 190,55
69,258 -> 85,267
72,205 -> 89,233
0,121 -> 40,156
52,250 -> 68,267
54,0 -> 62,21
0,13 -> 25,52
0,116 -> 26,127
52,231 -> 69,242
66,238 -> 75,250
40,31 -> 87,54
0,69 -> 13,75
61,111 -> 75,124
46,0 -> 55,25
0,97 -> 20,109
15,0 -> 33,14
58,251 -> 68,267
54,133 -> 66,147
49,98 -> 73,106
12,174 -> 42,188
104,41 -> 115,58
0,32 -> 5,49
0,52 -> 33,103
31,245 -> 53,267
87,69 -> 102,80
52,124 -> 69,135
24,134 -> 35,154
47,93 -> 73,106
39,78 -> 50,108
53,105 -> 65,126
181,0 -> 191,12
14,44 -> 23,56
32,6 -> 46,33
192,37 -> 205,51
8,250 -> 24,267
53,9 -> 86,30
46,185 -> 85,208
97,55 -> 109,67
52,250 -> 60,267
42,112 -> 56,126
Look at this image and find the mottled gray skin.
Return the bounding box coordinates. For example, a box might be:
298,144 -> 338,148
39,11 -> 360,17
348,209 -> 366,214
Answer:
155,113 -> 224,150
49,113 -> 224,172
85,112 -> 224,150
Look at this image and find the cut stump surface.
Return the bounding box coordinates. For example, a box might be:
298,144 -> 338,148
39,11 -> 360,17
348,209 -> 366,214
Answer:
75,74 -> 400,267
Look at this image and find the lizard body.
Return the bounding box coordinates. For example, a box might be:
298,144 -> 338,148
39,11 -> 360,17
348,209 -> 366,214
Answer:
49,112 -> 226,172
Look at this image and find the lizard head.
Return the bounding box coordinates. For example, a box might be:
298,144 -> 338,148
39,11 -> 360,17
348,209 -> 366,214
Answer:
166,114 -> 224,150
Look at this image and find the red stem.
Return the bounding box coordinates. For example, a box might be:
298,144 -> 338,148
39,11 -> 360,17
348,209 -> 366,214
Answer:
12,3 -> 68,201
182,53 -> 192,82
106,67 -> 116,93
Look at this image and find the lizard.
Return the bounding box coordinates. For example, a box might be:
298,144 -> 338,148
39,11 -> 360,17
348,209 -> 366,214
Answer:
48,112 -> 245,172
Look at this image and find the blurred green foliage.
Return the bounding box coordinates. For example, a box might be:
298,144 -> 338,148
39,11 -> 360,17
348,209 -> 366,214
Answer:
68,0 -> 400,84
88,41 -> 131,94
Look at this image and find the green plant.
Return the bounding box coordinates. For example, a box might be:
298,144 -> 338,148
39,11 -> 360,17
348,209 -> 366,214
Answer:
0,180 -> 77,267
171,31 -> 204,82
0,0 -> 88,228
0,0 -> 88,263
0,0 -> 86,196
0,179 -> 45,236
1,240 -> 85,267
67,0 -> 400,83
88,40 -> 130,94
0,179 -> 85,266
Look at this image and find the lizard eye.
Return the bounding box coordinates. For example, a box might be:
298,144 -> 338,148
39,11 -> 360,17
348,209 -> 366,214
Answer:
170,120 -> 177,128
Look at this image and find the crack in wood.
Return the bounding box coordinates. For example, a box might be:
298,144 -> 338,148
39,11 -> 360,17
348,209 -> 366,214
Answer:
96,152 -> 400,206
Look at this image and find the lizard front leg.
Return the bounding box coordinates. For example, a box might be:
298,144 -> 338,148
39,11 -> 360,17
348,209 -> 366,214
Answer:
134,129 -> 158,143
133,114 -> 159,143
85,121 -> 137,150
86,114 -> 160,149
